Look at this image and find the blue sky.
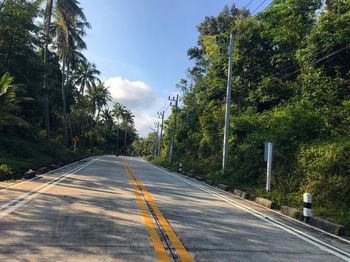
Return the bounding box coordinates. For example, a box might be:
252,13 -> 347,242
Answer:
80,0 -> 272,136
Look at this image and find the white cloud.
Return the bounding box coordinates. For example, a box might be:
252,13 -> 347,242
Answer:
104,76 -> 165,137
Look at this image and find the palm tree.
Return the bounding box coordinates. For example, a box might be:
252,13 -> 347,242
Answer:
113,102 -> 126,154
42,0 -> 87,140
86,81 -> 112,119
73,59 -> 100,96
123,110 -> 135,150
0,73 -> 30,129
53,0 -> 90,146
42,0 -> 54,140
101,108 -> 114,124
86,81 -> 112,151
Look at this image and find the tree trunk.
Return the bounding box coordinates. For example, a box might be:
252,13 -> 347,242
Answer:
80,83 -> 85,96
124,126 -> 128,150
116,121 -> 119,154
61,59 -> 69,147
90,115 -> 94,153
90,105 -> 97,153
68,113 -> 73,148
43,0 -> 53,140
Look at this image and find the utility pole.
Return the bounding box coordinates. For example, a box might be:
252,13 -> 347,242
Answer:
168,95 -> 179,162
157,111 -> 164,156
222,32 -> 234,173
154,121 -> 160,157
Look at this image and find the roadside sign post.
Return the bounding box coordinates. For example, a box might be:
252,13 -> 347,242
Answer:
72,136 -> 79,152
264,142 -> 273,192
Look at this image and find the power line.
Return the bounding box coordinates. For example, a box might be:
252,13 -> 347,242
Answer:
234,0 -> 273,40
246,0 -> 255,9
251,0 -> 270,15
232,43 -> 350,89
280,44 -> 350,80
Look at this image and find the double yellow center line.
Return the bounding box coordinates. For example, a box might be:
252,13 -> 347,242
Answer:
122,159 -> 193,262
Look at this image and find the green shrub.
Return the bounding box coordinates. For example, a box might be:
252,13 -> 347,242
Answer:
298,138 -> 350,209
0,164 -> 12,181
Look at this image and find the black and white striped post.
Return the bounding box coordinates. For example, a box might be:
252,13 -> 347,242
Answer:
179,163 -> 182,173
303,193 -> 312,223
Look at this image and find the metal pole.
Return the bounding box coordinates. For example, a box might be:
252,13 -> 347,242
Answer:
266,142 -> 272,191
222,32 -> 234,172
169,95 -> 179,162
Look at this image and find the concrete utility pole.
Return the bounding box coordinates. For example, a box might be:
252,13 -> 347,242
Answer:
168,95 -> 179,162
222,32 -> 234,173
157,111 -> 164,156
154,121 -> 160,157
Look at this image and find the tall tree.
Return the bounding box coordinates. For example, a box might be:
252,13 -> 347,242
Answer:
42,0 -> 54,140
113,102 -> 126,154
73,59 -> 100,96
53,0 -> 89,146
122,110 -> 135,149
86,81 -> 112,151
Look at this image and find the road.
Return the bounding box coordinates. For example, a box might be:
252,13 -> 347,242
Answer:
0,155 -> 349,261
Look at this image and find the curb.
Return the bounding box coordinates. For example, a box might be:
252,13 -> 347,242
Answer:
255,197 -> 277,209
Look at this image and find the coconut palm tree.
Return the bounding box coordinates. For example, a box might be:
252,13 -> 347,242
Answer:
86,81 -> 112,151
73,59 -> 100,96
42,0 -> 54,140
0,73 -> 30,129
53,0 -> 89,146
113,102 -> 126,154
123,110 -> 135,150
86,81 -> 112,119
42,0 -> 87,140
101,108 -> 114,125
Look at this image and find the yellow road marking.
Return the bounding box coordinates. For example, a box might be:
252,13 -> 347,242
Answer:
124,159 -> 194,262
122,159 -> 170,262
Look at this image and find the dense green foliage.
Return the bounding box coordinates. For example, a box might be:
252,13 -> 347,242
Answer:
141,1 -> 350,228
0,0 -> 136,179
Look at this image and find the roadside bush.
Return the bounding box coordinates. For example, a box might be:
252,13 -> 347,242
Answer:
0,164 -> 12,181
298,138 -> 350,210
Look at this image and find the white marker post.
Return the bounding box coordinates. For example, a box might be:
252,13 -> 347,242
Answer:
179,163 -> 182,173
266,142 -> 273,192
303,193 -> 312,223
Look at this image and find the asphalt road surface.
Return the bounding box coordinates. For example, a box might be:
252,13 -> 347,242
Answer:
0,155 -> 349,261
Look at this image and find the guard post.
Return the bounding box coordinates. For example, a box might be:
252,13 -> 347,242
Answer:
303,193 -> 312,223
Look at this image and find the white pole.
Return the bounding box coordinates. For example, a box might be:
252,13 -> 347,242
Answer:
222,32 -> 234,173
303,193 -> 312,223
266,142 -> 272,191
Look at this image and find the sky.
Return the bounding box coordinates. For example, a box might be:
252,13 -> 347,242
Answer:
80,0 -> 272,137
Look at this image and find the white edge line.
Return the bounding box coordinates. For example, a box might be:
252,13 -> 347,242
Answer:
144,161 -> 350,262
0,157 -> 100,219
0,159 -> 94,211
0,157 -> 94,192
146,161 -> 350,245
